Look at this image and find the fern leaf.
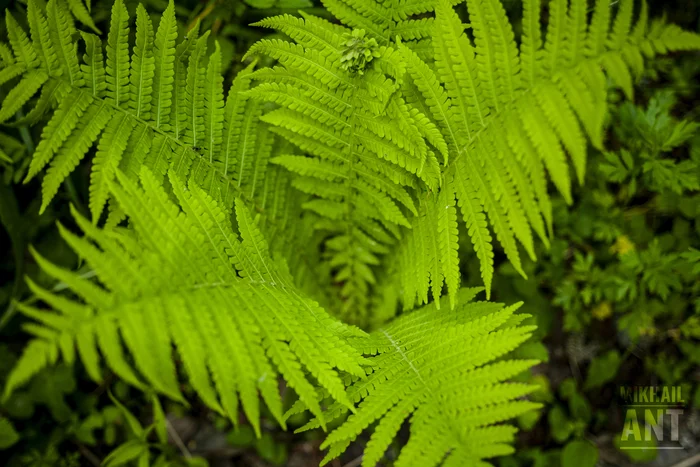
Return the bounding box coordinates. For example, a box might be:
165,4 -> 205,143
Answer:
204,43 -> 225,164
47,0 -> 82,86
152,0 -> 177,130
89,114 -> 135,220
129,4 -> 155,120
219,62 -> 255,178
462,148 -> 525,277
493,124 -> 548,244
555,70 -> 605,150
563,0 -> 588,68
610,0 -> 634,49
433,0 -> 483,141
169,22 -> 199,140
80,32 -> 106,97
252,14 -> 344,57
184,33 -> 209,147
586,0 -> 612,58
5,11 -> 38,69
452,163 -> 494,297
25,89 -> 92,181
520,0 -> 541,87
273,155 -> 346,180
1,0 -> 292,225
322,0 -> 387,39
534,83 -> 587,183
248,18 -> 430,321
65,0 -> 100,34
0,70 -> 47,123
232,100 -> 262,188
393,18 -> 434,41
478,131 -> 536,261
27,0 -> 59,74
437,174 -> 460,307
2,341 -> 55,401
41,99 -> 112,212
401,45 -> 459,154
0,62 -> 24,87
518,93 -> 572,204
245,39 -> 349,89
105,0 -> 130,108
542,0 -> 566,75
247,82 -> 349,132
466,0 -> 519,112
602,52 -> 634,100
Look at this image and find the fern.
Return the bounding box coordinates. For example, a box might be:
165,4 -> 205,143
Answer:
8,188 -> 541,465
291,288 -> 540,466
1,1 -> 698,465
248,0 -> 700,318
3,166 -> 368,436
246,15 -> 443,324
0,0 -> 328,298
0,0 -> 281,224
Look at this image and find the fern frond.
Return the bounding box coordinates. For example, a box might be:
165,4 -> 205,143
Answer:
248,16 -> 435,323
293,291 -> 540,467
4,168 -> 369,436
245,0 -> 700,315
381,0 -> 700,304
0,0 -> 289,225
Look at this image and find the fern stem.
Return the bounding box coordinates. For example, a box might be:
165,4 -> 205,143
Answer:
15,110 -> 35,154
64,173 -> 88,218
166,418 -> 192,459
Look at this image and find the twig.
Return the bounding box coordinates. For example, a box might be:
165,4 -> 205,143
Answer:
166,418 -> 192,459
75,442 -> 101,467
187,0 -> 219,31
342,455 -> 363,467
64,174 -> 88,218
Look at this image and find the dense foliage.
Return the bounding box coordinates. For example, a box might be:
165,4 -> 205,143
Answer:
0,0 -> 698,466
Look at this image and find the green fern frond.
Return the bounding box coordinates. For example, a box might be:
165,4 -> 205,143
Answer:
247,15 -> 445,324
0,0 -> 282,222
255,0 -> 700,312
3,167 -> 368,436
292,289 -> 540,466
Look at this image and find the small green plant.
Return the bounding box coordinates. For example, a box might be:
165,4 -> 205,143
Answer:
491,59 -> 700,466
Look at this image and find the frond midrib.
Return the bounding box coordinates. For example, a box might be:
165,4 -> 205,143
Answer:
20,63 -> 263,211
